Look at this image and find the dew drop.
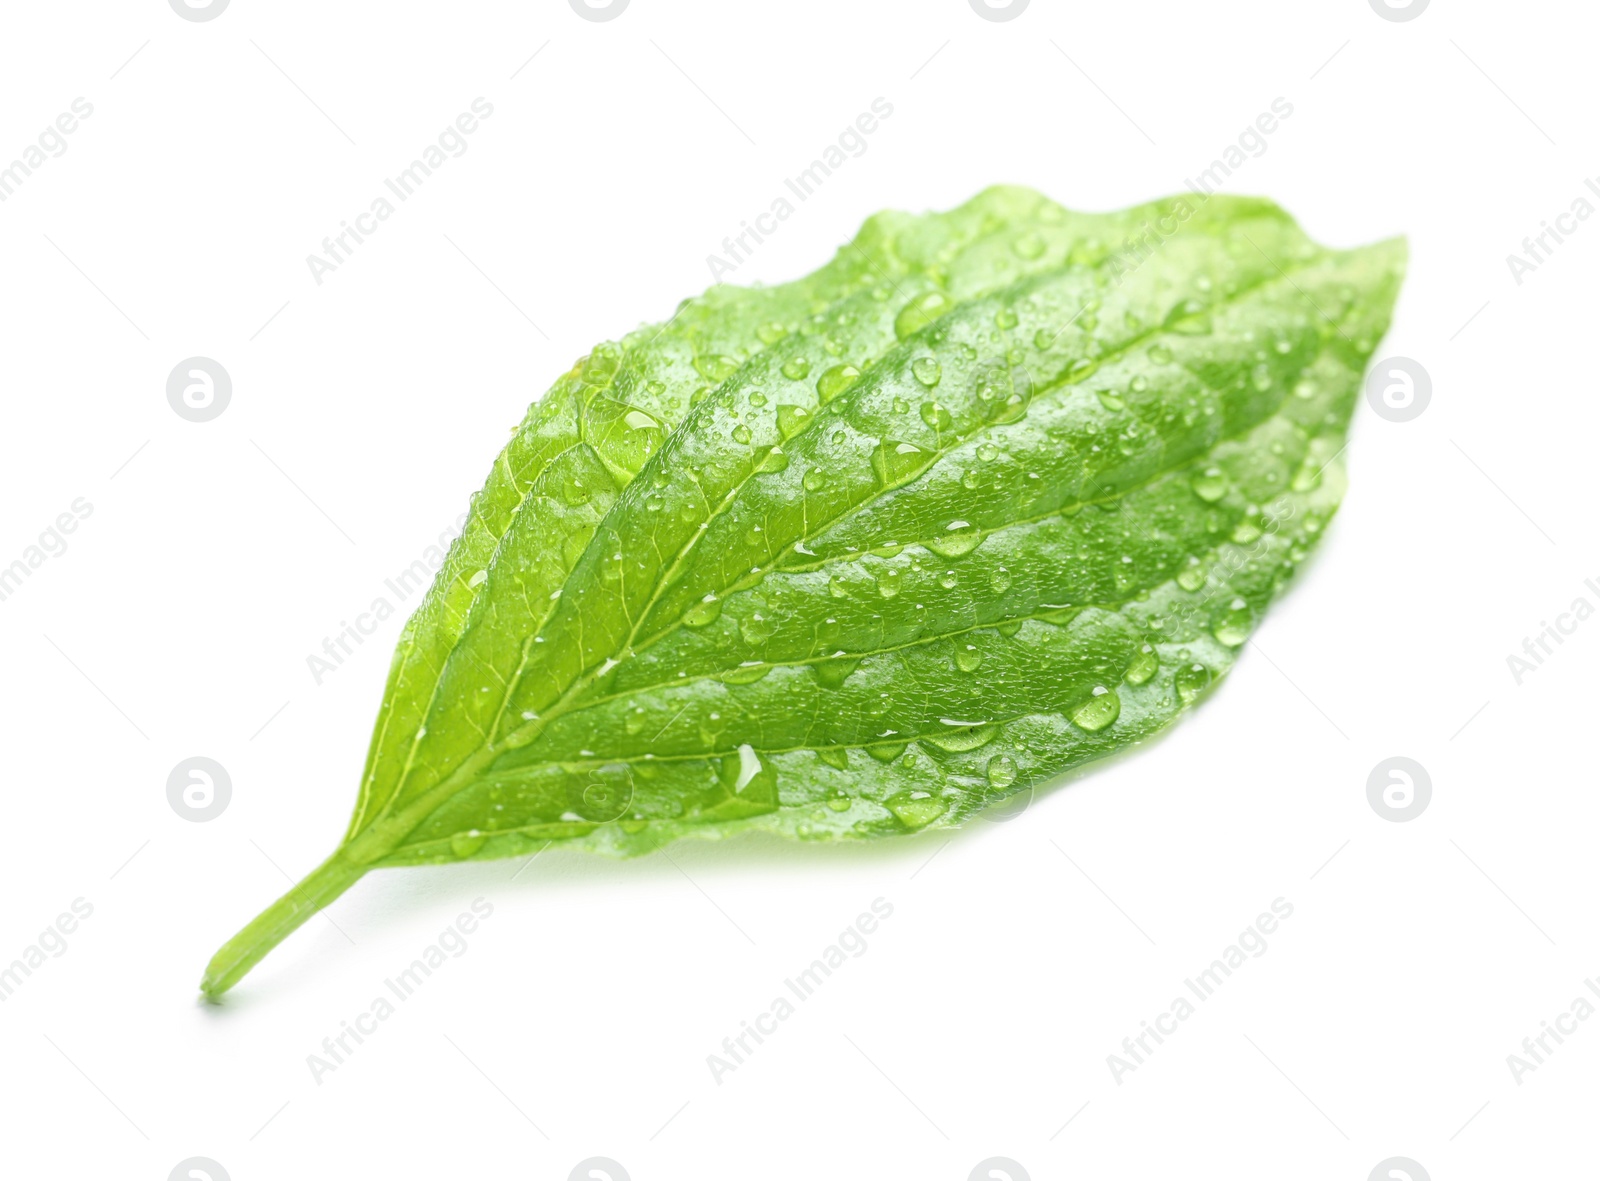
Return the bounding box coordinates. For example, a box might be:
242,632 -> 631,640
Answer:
1065,358 -> 1099,384
924,722 -> 998,752
986,755 -> 1017,790
1176,555 -> 1208,592
1012,232 -> 1046,259
720,662 -> 771,685
1070,685 -> 1121,732
683,595 -> 723,628
926,520 -> 981,558
694,354 -> 738,383
816,364 -> 861,404
1191,467 -> 1228,502
895,291 -> 953,339
887,789 -> 947,829
739,611 -> 777,644
871,439 -> 931,487
1124,643 -> 1159,686
781,356 -> 811,381
1175,661 -> 1214,704
920,401 -> 954,432
450,831 -> 488,858
1212,598 -> 1253,646
775,403 -> 811,440
813,654 -> 861,688
560,475 -> 591,506
817,747 -> 850,770
911,356 -> 942,387
1231,517 -> 1262,543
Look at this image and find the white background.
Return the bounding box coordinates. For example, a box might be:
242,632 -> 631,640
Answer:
0,1 -> 1594,1178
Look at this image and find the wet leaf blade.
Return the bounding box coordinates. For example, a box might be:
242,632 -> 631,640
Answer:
202,188 -> 1404,998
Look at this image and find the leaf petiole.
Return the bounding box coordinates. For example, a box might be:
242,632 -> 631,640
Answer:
199,851 -> 368,1001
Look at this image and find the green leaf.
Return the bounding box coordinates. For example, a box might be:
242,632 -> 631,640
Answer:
201,188 -> 1405,998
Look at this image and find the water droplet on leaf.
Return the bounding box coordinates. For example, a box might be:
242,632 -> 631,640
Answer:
924,723 -> 998,752
816,364 -> 861,404
871,439 -> 931,487
1124,643 -> 1159,685
926,520 -> 981,558
1213,598 -> 1253,646
776,404 -> 811,440
1175,662 -> 1214,704
911,356 -> 942,387
887,789 -> 947,829
986,755 -> 1017,789
684,595 -> 723,628
895,291 -> 953,338
1070,686 -> 1121,732
1191,467 -> 1228,502
694,354 -> 738,383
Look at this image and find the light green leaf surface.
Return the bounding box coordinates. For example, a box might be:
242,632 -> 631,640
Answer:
202,187 -> 1405,998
